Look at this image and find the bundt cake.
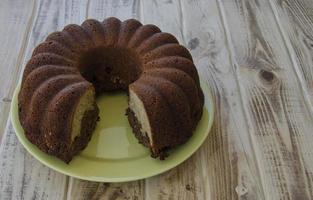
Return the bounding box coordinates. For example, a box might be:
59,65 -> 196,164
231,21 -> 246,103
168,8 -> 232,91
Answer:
18,17 -> 204,163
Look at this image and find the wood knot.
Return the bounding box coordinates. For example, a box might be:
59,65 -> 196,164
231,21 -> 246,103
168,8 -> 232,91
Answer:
185,184 -> 192,191
257,69 -> 280,93
188,38 -> 199,50
2,97 -> 11,103
235,185 -> 248,196
260,69 -> 275,82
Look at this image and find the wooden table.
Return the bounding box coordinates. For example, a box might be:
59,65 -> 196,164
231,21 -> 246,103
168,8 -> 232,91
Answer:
1,0 -> 313,199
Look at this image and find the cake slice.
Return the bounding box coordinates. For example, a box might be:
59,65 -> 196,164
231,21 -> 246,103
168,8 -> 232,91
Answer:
127,76 -> 195,159
39,82 -> 99,163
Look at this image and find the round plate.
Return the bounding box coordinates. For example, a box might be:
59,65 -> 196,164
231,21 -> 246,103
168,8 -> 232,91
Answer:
11,80 -> 214,182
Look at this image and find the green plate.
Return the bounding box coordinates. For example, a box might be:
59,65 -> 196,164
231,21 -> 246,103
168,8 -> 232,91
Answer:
11,80 -> 214,182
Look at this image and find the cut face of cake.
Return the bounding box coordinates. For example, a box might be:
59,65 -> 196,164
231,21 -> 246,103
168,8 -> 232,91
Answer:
71,86 -> 97,142
128,88 -> 155,152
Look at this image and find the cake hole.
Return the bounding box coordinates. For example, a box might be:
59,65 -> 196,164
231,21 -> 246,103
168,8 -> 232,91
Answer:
78,47 -> 142,92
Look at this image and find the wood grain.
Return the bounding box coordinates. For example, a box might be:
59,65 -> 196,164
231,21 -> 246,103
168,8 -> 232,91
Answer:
268,0 -> 313,197
87,0 -> 139,21
68,180 -> 144,200
0,0 -> 89,199
268,0 -> 313,110
0,123 -> 67,200
218,0 -> 313,199
0,0 -> 36,142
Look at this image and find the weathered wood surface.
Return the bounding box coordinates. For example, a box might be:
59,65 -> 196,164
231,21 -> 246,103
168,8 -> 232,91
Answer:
218,0 -> 313,199
269,0 -> 313,109
1,0 -> 313,199
0,0 -> 82,199
0,0 -> 36,142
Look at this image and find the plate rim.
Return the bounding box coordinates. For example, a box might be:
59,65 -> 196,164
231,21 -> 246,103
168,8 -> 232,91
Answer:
10,79 -> 215,182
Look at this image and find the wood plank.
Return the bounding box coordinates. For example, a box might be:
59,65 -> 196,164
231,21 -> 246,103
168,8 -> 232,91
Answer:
67,180 -> 144,200
66,1 -> 145,199
0,122 -> 68,200
218,0 -> 313,199
0,0 -> 35,142
141,0 -> 264,199
87,0 -> 139,20
268,0 -> 313,111
268,0 -> 313,197
0,0 -> 89,199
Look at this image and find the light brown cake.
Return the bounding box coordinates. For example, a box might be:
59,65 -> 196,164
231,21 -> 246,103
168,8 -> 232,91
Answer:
18,17 -> 204,163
